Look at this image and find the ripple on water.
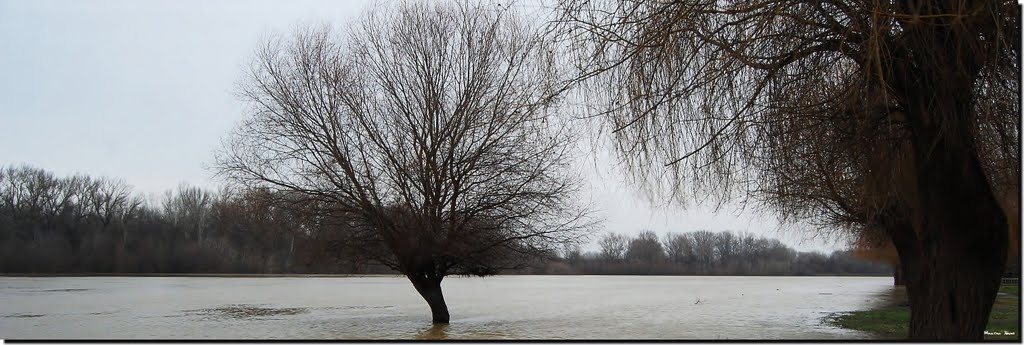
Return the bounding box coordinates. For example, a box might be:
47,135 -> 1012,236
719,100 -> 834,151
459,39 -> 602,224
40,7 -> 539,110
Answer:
37,288 -> 91,292
184,304 -> 309,319
5,313 -> 45,318
321,305 -> 394,310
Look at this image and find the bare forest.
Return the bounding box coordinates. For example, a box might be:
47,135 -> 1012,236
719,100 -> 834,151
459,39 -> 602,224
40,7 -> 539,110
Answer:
0,163 -> 888,277
539,231 -> 891,276
0,165 -> 350,274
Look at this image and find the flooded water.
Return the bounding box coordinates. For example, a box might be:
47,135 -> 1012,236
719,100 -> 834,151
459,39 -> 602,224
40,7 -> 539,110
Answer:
0,275 -> 899,340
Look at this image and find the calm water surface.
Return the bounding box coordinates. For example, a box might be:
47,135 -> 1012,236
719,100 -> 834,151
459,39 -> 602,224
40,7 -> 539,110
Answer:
0,275 -> 899,339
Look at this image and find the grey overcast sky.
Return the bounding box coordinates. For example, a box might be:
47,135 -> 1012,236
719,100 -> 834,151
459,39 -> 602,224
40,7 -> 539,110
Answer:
0,0 -> 846,253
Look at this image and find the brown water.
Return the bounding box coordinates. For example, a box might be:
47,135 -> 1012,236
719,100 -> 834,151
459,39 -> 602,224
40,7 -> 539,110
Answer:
0,275 -> 898,340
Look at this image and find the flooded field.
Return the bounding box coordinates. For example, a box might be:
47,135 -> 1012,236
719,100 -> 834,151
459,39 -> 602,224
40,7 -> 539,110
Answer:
0,275 -> 897,340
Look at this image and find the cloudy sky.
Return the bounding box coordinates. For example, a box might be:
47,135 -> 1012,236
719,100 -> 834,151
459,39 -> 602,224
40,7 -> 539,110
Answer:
0,0 -> 846,253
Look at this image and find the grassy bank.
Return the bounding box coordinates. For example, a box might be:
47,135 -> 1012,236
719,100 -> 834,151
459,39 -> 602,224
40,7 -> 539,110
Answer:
826,285 -> 1020,340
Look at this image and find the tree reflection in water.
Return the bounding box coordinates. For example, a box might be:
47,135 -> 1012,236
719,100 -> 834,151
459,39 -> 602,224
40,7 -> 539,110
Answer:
416,324 -> 449,340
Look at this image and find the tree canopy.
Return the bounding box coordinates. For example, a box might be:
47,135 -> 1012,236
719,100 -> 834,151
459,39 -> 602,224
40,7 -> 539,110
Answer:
556,0 -> 1020,339
218,1 -> 595,323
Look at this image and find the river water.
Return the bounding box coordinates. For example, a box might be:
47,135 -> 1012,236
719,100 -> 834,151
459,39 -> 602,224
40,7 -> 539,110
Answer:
0,275 -> 899,340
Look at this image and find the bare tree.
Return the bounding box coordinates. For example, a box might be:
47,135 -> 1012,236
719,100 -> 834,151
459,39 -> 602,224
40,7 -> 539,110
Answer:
597,232 -> 628,262
217,1 -> 593,323
662,232 -> 693,265
625,230 -> 665,263
561,242 -> 583,264
163,184 -> 213,246
78,177 -> 140,267
557,0 -> 1019,339
711,231 -> 736,268
687,231 -> 716,273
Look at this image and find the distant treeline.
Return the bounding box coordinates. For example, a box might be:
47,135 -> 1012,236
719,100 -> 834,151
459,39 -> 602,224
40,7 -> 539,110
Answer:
0,165 -> 889,276
0,165 -> 359,274
520,231 -> 893,276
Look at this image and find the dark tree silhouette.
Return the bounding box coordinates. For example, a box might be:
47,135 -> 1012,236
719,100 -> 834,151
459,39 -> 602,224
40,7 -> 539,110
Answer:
217,2 -> 594,323
597,232 -> 628,262
557,0 -> 1019,339
625,230 -> 665,264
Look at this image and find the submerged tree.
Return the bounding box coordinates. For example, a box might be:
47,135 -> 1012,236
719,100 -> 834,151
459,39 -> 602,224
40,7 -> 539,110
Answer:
557,0 -> 1019,339
218,1 -> 593,323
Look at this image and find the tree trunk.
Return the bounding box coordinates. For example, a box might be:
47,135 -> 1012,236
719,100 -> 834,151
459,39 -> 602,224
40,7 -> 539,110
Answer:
897,233 -> 1005,340
884,17 -> 1009,337
286,235 -> 294,270
121,225 -> 128,252
409,274 -> 450,324
893,141 -> 1008,340
892,265 -> 904,286
909,151 -> 1003,337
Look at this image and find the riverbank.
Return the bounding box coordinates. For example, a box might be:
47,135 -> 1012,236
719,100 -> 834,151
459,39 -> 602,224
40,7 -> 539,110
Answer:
826,285 -> 1020,340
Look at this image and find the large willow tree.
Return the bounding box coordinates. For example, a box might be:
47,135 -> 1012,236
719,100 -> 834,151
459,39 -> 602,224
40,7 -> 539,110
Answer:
557,0 -> 1020,339
218,1 -> 593,324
